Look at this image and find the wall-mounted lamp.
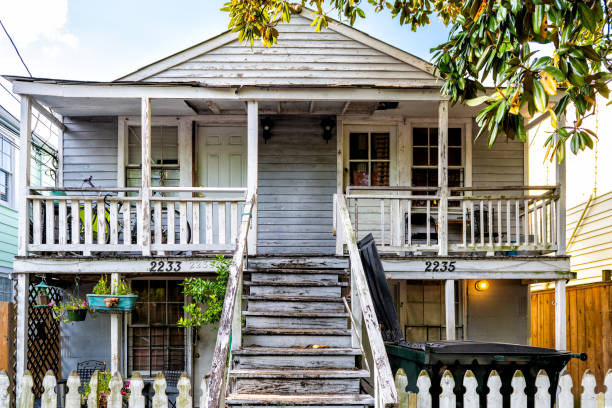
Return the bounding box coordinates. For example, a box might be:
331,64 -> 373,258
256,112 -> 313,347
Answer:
321,117 -> 336,143
261,117 -> 274,144
474,280 -> 490,292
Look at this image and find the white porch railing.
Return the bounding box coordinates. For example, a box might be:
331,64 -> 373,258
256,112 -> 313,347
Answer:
24,186 -> 248,256
340,186 -> 559,255
393,367 -> 612,408
335,193 -> 398,407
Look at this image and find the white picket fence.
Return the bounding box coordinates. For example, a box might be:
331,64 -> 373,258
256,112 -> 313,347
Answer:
3,369 -> 207,408
394,368 -> 612,408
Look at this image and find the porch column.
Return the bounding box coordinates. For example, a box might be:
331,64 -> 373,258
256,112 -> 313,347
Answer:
110,273 -> 122,374
15,273 -> 29,384
438,100 -> 455,340
554,134 -> 567,349
18,96 -> 32,257
247,101 -> 258,255
141,97 -> 152,256
554,279 -> 567,350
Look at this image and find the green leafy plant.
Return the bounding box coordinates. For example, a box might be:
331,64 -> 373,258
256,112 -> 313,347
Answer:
178,255 -> 231,328
92,275 -> 133,295
92,275 -> 111,295
114,279 -> 132,296
80,371 -> 130,405
51,296 -> 89,323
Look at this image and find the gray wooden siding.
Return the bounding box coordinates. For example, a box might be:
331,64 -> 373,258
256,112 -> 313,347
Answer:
63,117 -> 118,188
567,191 -> 612,281
145,16 -> 436,87
257,116 -> 336,255
472,129 -> 525,187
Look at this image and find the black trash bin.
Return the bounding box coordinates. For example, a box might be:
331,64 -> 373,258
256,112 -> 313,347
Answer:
386,341 -> 581,408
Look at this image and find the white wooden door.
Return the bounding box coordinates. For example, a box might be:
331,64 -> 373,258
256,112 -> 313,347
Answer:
196,126 -> 247,244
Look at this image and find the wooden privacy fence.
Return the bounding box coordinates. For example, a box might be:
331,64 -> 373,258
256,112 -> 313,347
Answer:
4,369 -> 207,408
394,368 -> 612,408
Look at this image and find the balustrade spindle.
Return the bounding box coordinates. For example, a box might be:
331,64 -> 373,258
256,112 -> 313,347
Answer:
176,373 -> 193,408
153,372 -> 168,408
191,202 -> 200,245
41,371 -> 56,408
32,200 -> 41,244
480,201 -> 484,245
506,201 -> 511,245
205,202 -> 213,244
581,370 -> 597,408
84,200 -> 93,246
219,202 -> 227,245
59,201 -> 67,245
167,202 -> 176,245
510,371 -> 527,408
179,202 -> 187,245
463,371 -> 479,408
97,200 -> 105,245
416,371 -> 431,408
534,370 -> 550,408
470,201 -> 475,246
557,371 -> 573,408
46,200 -> 54,245
487,371 -> 502,408
497,200 -> 502,245
128,373 -> 145,408
426,201 -> 431,246
439,371 -> 455,408
110,201 -> 118,245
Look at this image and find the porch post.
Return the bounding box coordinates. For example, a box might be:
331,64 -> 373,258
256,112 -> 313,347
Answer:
554,120 -> 567,350
15,273 -> 29,384
438,100 -> 455,340
141,97 -> 152,256
18,96 -> 32,257
555,279 -> 567,350
110,273 -> 122,374
247,101 -> 258,255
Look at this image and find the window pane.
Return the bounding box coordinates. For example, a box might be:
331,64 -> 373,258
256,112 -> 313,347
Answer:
349,133 -> 369,160
132,348 -> 150,371
429,128 -> 438,146
429,148 -> 438,166
168,349 -> 185,370
132,280 -> 148,301
449,148 -> 462,166
167,303 -> 182,324
132,328 -> 150,347
132,303 -> 148,325
371,162 -> 390,186
413,148 -> 428,166
449,128 -> 462,146
169,327 -> 185,347
413,128 -> 428,146
350,162 -> 369,186
412,168 -> 428,187
150,303 -> 166,325
449,169 -> 463,187
168,281 -> 183,302
150,281 -> 166,302
370,133 -> 390,160
151,349 -> 165,371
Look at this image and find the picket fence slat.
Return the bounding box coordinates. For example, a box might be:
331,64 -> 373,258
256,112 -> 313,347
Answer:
17,370 -> 34,408
86,370 -> 98,408
177,373 -> 192,408
0,370 -> 9,408
109,373 -> 123,408
200,375 -> 209,408
65,371 -> 80,408
129,372 -> 145,408
393,367 -> 612,408
41,371 -> 57,408
153,372 -> 168,408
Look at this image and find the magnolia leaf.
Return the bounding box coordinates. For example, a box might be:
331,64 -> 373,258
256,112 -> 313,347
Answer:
532,78 -> 548,113
578,2 -> 597,33
465,95 -> 491,106
542,66 -> 565,82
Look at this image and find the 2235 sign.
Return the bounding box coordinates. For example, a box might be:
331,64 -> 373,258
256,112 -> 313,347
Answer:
424,261 -> 456,272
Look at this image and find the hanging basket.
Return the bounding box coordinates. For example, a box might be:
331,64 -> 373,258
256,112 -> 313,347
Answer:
66,309 -> 87,322
87,294 -> 138,312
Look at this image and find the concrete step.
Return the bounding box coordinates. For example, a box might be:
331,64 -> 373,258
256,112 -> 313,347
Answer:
243,328 -> 352,348
244,295 -> 346,313
230,369 -> 369,394
233,347 -> 360,369
245,281 -> 347,297
243,311 -> 349,330
225,393 -> 375,407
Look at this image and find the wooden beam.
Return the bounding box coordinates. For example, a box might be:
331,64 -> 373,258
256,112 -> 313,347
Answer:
18,96 -> 32,257
555,279 -> 567,350
110,273 -> 122,374
15,273 -> 29,384
438,100 -> 449,256
247,101 -> 258,255
207,101 -> 222,115
445,280 -> 456,341
141,98 -> 152,256
31,98 -> 66,131
556,122 -> 567,255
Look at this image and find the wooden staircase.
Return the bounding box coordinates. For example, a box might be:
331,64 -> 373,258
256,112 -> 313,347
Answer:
225,267 -> 375,407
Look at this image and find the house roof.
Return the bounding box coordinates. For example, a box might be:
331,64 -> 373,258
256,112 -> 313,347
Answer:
117,8 -> 439,88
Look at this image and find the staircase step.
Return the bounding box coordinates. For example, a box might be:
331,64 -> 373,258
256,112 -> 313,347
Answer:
243,328 -> 352,348
231,369 -> 369,394
233,347 -> 361,356
245,281 -> 346,297
250,272 -> 339,284
244,295 -> 346,313
226,393 -> 375,407
244,311 -> 348,330
247,269 -> 349,275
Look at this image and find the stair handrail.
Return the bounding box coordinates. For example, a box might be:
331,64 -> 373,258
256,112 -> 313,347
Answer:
206,191 -> 256,408
335,193 -> 398,407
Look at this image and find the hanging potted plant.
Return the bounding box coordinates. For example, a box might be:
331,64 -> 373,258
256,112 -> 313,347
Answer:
51,296 -> 89,323
34,281 -> 54,308
87,275 -> 138,312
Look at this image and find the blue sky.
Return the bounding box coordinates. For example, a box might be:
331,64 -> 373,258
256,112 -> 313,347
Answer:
0,0 -> 449,116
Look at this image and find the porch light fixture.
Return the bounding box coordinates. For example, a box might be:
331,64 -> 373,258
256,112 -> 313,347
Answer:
474,280 -> 490,292
261,117 -> 274,144
321,117 -> 336,143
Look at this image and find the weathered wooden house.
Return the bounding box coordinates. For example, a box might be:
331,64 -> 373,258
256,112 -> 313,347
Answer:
6,8 -> 573,407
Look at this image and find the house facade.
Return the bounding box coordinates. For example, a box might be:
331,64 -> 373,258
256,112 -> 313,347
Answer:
6,8 -> 572,407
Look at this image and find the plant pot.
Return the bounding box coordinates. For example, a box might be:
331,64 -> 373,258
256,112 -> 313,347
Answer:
66,309 -> 87,322
36,294 -> 50,307
87,294 -> 138,311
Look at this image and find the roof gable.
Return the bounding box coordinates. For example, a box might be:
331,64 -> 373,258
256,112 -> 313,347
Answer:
118,10 -> 439,87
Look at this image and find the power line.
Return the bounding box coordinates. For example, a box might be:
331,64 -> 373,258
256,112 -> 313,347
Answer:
0,17 -> 32,77
0,81 -> 19,102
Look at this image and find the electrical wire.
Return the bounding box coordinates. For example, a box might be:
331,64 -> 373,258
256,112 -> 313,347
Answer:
0,17 -> 32,77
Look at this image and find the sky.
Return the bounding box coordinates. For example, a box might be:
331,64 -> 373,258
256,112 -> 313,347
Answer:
0,0 -> 450,117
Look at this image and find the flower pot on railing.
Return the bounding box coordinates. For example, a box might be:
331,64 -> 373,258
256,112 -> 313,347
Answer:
87,294 -> 138,312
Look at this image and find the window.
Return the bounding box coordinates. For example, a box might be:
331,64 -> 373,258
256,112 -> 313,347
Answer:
128,280 -> 185,375
127,126 -> 179,188
348,132 -> 391,186
412,127 -> 464,191
0,137 -> 13,203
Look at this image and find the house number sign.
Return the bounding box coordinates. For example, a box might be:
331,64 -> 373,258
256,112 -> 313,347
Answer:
424,261 -> 456,272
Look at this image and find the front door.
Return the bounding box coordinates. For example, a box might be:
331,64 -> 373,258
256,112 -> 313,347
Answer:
196,126 -> 247,244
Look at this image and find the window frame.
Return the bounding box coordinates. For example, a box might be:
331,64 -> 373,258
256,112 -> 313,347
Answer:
0,136 -> 14,205
342,124 -> 397,190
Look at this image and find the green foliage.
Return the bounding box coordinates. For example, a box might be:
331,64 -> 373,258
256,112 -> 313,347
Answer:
92,275 -> 111,295
178,255 -> 232,328
80,371 -> 130,404
92,275 -> 133,295
222,0 -> 612,161
51,296 -> 89,323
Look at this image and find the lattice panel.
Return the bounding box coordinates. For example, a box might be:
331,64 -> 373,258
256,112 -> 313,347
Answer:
27,282 -> 62,398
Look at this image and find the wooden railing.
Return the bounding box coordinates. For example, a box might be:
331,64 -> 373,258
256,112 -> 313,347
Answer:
335,193 -> 397,407
340,186 -> 560,256
24,186 -> 248,256
206,192 -> 256,408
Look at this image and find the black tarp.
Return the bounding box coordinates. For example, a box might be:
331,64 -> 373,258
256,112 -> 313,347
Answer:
357,233 -> 403,343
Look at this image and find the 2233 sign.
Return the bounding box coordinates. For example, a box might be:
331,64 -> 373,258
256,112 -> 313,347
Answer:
149,260 -> 182,272
424,261 -> 456,272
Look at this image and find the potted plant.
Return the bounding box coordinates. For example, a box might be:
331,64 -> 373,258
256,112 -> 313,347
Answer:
87,275 -> 138,312
81,371 -> 130,408
51,296 -> 89,323
34,281 -> 54,308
